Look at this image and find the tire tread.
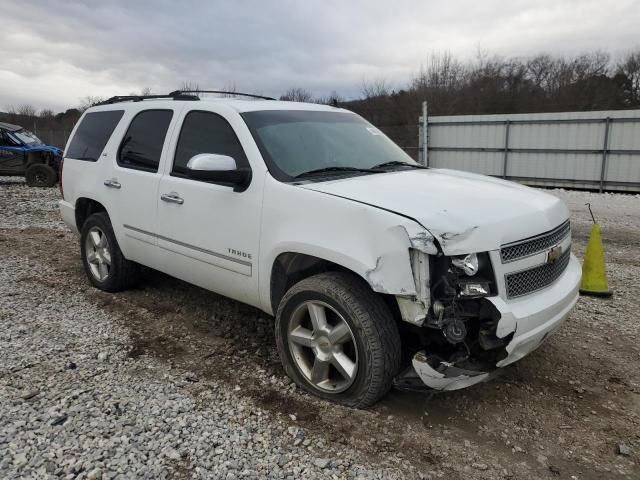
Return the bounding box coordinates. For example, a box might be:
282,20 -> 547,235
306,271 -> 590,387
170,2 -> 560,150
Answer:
25,164 -> 57,187
276,271 -> 401,408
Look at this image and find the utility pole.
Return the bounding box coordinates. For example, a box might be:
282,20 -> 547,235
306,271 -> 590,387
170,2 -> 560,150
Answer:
421,101 -> 428,166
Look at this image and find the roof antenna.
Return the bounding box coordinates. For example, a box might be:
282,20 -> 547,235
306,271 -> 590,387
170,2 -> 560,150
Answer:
585,203 -> 597,224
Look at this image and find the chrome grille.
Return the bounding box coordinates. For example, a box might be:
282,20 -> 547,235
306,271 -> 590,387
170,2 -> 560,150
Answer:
501,220 -> 571,263
505,249 -> 571,299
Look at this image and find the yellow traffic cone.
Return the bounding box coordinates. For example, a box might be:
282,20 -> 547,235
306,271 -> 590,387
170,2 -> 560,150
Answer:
579,214 -> 612,297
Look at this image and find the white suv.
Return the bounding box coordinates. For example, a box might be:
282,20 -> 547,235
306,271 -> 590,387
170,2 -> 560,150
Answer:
58,91 -> 581,407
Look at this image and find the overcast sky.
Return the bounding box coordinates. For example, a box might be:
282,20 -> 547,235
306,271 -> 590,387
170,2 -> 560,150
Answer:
1,0 -> 639,112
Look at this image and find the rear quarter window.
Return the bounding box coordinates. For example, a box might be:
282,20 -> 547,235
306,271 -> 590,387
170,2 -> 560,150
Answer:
66,110 -> 124,161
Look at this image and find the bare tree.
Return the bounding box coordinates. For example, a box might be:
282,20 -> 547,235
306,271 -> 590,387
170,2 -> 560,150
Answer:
180,81 -> 200,92
15,104 -> 37,117
127,87 -> 153,97
315,90 -> 344,105
526,54 -> 555,90
280,87 -> 313,102
618,49 -> 640,100
39,109 -> 55,119
360,78 -> 390,98
413,52 -> 465,92
220,82 -> 238,97
178,81 -> 201,98
78,96 -> 104,112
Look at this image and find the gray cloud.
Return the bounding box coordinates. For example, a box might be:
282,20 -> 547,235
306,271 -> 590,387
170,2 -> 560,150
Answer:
1,0 -> 639,111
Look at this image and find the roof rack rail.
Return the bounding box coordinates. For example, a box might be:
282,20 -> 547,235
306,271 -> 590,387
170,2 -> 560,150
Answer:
98,93 -> 199,105
96,90 -> 275,106
169,90 -> 276,101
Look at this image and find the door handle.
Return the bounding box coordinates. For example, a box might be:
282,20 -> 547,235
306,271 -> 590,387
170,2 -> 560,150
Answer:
103,179 -> 121,189
160,192 -> 184,205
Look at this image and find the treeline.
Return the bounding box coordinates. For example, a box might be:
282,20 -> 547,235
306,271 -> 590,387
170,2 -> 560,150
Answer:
2,50 -> 639,150
285,50 -> 640,150
345,50 -> 640,150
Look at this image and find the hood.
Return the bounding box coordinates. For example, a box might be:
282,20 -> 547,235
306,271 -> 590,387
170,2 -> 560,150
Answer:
301,168 -> 569,255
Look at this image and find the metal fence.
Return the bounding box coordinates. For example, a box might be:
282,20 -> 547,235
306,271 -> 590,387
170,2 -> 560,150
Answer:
418,105 -> 640,193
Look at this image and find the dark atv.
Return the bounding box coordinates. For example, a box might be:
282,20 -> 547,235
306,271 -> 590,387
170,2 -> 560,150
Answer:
0,121 -> 62,187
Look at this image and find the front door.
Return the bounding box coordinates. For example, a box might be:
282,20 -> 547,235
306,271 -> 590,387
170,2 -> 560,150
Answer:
156,109 -> 263,307
0,131 -> 25,175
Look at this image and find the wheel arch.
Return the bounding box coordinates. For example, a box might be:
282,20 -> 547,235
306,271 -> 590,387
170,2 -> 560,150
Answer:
75,197 -> 108,232
25,150 -> 57,168
268,251 -> 402,323
25,150 -> 43,166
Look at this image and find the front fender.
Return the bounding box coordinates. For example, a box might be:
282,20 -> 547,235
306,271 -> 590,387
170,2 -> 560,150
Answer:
259,179 -> 437,314
25,146 -> 62,172
0,146 -> 27,153
25,146 -> 62,157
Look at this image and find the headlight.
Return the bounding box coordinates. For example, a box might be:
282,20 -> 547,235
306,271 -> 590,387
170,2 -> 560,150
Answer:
451,253 -> 479,276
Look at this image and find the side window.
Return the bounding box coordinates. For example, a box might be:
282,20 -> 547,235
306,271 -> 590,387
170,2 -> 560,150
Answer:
172,111 -> 249,177
118,110 -> 173,172
66,110 -> 124,161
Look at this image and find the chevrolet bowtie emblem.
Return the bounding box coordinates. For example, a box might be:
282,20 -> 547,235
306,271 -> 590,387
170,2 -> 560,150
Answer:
547,245 -> 562,264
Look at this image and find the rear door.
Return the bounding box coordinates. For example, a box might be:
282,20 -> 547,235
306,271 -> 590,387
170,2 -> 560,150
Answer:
0,130 -> 25,175
104,108 -> 179,268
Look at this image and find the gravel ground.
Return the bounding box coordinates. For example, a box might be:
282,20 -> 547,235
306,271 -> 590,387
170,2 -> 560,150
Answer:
1,177 -> 639,479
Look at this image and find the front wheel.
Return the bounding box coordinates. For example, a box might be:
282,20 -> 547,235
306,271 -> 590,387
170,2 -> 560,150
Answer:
275,272 -> 401,408
25,164 -> 57,187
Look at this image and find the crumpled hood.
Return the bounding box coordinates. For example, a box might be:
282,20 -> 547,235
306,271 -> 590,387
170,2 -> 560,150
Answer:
301,168 -> 569,255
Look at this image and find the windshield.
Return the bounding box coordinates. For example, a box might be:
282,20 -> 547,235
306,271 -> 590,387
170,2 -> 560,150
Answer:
241,110 -> 417,180
11,129 -> 44,146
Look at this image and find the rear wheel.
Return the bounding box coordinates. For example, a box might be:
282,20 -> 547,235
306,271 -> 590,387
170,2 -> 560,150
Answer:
25,164 -> 57,187
275,272 -> 401,408
80,212 -> 140,292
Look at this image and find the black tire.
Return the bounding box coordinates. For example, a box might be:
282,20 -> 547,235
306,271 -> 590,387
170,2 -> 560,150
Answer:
80,212 -> 141,292
25,164 -> 57,187
275,272 -> 401,408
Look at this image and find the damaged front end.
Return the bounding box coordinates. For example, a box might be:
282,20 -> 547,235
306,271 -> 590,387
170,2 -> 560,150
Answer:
394,250 -> 513,391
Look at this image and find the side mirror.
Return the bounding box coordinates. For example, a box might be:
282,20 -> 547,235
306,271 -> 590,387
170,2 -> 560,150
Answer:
186,153 -> 251,192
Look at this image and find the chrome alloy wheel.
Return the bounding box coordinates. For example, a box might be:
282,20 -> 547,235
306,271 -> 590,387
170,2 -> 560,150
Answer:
85,226 -> 111,282
287,301 -> 358,393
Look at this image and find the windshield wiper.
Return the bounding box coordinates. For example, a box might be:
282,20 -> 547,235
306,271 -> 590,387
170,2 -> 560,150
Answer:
371,160 -> 427,170
294,166 -> 380,179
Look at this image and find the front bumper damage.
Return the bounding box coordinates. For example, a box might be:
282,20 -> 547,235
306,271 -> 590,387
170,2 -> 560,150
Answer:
396,254 -> 581,391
